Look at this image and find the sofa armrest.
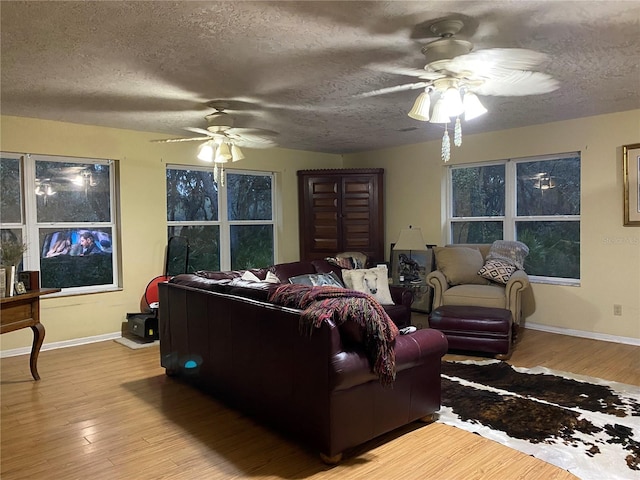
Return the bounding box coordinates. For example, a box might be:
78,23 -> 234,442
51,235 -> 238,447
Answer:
426,270 -> 449,309
389,284 -> 414,308
505,269 -> 530,325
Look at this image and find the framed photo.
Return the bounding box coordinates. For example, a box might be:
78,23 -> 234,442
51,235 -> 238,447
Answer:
623,143 -> 640,226
390,243 -> 437,313
390,243 -> 436,282
15,281 -> 27,295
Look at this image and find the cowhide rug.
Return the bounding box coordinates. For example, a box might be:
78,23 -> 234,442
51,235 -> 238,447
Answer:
439,360 -> 640,480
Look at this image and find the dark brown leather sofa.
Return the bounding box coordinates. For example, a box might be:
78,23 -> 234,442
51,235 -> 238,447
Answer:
158,260 -> 449,463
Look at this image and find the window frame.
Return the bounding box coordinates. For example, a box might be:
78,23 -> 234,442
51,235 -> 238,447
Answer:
166,165 -> 277,272
446,152 -> 581,285
1,152 -> 121,295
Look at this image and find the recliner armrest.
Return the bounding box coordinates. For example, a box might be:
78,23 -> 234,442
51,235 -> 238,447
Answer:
505,269 -> 529,293
426,270 -> 449,309
504,270 -> 530,325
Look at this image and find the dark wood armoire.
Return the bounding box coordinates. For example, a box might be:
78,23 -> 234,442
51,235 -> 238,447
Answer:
297,168 -> 384,263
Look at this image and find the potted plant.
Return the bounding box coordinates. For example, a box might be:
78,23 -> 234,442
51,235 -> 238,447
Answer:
0,238 -> 27,297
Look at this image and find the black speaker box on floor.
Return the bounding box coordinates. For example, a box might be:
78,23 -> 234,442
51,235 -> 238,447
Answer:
126,313 -> 159,341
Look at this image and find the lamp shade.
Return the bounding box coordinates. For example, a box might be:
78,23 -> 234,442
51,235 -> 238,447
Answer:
231,145 -> 245,162
429,97 -> 451,124
197,141 -> 215,162
407,91 -> 431,121
463,92 -> 488,121
215,142 -> 232,162
393,226 -> 427,251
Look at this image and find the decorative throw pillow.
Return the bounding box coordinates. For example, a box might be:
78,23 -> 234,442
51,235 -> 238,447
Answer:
241,270 -> 280,284
341,265 -> 393,305
433,246 -> 489,286
288,271 -> 345,288
325,256 -> 354,269
478,259 -> 517,285
241,270 -> 261,282
263,271 -> 281,284
486,240 -> 529,270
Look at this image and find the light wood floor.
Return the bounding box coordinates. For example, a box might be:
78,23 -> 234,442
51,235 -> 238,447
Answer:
1,327 -> 638,480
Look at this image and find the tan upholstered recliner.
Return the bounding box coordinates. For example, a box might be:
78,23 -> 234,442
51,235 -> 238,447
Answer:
427,244 -> 530,326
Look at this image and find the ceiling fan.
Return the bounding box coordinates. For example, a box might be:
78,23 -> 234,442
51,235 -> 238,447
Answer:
359,19 -> 560,161
152,104 -> 278,183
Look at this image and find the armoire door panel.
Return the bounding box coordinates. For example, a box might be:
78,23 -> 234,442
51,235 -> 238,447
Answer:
298,169 -> 384,262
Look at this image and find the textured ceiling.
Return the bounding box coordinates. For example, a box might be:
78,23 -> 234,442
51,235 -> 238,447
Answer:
1,1 -> 639,154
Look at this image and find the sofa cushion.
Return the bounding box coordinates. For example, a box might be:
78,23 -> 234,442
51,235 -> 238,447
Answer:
442,284 -> 506,309
311,259 -> 344,280
289,271 -> 345,288
478,259 -> 517,284
342,265 -> 393,305
433,246 -> 489,286
208,268 -> 268,280
269,261 -> 316,283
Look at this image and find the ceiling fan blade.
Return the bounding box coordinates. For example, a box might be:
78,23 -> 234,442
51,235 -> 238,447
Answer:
356,81 -> 431,98
368,64 -> 445,80
184,126 -> 219,137
472,71 -> 560,96
226,133 -> 279,148
231,137 -> 278,149
442,48 -> 550,76
227,127 -> 279,138
151,136 -> 210,143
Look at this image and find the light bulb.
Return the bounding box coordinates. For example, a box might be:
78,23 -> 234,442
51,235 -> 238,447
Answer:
463,92 -> 488,121
197,141 -> 215,162
442,87 -> 464,117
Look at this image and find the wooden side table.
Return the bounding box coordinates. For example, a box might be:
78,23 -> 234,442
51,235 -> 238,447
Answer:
1,288 -> 60,380
390,280 -> 433,313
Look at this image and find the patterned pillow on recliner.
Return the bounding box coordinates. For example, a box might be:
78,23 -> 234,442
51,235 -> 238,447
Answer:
478,259 -> 517,284
486,240 -> 529,270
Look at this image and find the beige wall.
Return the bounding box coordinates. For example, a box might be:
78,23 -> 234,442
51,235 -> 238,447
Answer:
2,110 -> 639,351
345,109 -> 640,341
0,115 -> 341,351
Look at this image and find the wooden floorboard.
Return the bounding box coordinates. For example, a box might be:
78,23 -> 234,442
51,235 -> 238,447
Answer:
1,326 -> 638,479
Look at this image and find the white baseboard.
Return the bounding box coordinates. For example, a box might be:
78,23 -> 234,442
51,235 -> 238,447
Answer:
524,322 -> 640,347
2,323 -> 638,358
1,331 -> 121,358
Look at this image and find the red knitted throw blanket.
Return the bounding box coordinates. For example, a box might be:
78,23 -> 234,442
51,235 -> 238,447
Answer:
269,284 -> 399,386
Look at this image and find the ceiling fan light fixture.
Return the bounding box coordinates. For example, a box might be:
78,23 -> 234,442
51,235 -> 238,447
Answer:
408,91 -> 431,121
231,145 -> 245,162
442,87 -> 464,117
197,141 -> 215,162
430,97 -> 451,124
463,92 -> 488,121
216,142 -> 232,161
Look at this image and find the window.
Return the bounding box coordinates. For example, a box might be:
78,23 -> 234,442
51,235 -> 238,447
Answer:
166,166 -> 275,272
0,153 -> 119,293
448,153 -> 581,282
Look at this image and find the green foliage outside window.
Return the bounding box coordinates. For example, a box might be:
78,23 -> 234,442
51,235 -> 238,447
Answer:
450,155 -> 580,280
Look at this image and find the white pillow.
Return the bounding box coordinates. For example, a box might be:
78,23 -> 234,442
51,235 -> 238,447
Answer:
240,270 -> 280,284
263,271 -> 280,284
241,270 -> 261,282
342,265 -> 393,305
